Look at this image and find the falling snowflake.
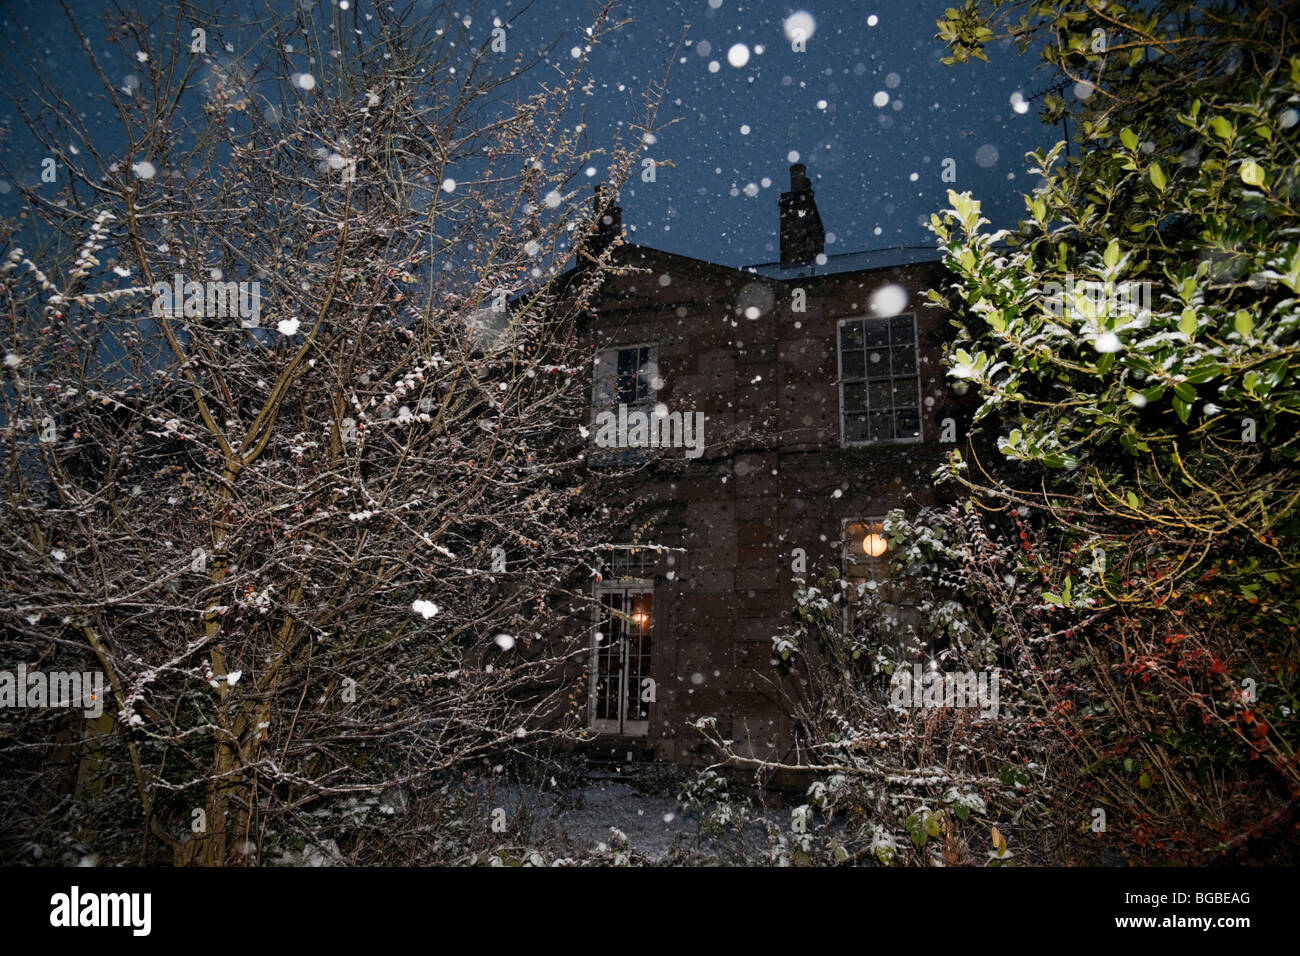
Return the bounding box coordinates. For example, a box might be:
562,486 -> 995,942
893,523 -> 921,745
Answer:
871,284 -> 908,317
1094,332 -> 1121,353
411,600 -> 440,619
783,11 -> 816,42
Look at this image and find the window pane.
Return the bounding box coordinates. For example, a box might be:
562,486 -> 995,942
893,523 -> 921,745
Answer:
869,380 -> 892,409
841,349 -> 865,380
592,351 -> 617,408
617,349 -> 638,405
845,413 -> 867,442
865,350 -> 887,376
843,382 -> 866,411
840,322 -> 863,350
891,345 -> 917,375
625,592 -> 653,721
868,411 -> 892,442
890,315 -> 915,343
596,593 -> 623,721
636,347 -> 652,402
891,378 -> 917,408
863,320 -> 888,349
897,407 -> 921,439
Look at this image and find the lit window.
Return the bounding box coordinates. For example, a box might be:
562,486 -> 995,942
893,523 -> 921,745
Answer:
843,518 -> 920,647
845,519 -> 892,588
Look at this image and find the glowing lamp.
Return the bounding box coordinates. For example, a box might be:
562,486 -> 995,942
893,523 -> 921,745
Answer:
862,531 -> 888,557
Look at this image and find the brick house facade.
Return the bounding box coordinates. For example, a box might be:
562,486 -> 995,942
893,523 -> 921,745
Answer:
564,166 -> 976,767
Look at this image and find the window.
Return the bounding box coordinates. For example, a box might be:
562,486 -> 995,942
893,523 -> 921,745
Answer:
837,315 -> 922,444
589,583 -> 653,736
595,543 -> 660,580
843,518 -> 921,650
591,344 -> 658,464
593,344 -> 657,414
844,519 -> 900,604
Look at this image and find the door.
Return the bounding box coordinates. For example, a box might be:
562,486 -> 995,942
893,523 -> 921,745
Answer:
590,584 -> 653,735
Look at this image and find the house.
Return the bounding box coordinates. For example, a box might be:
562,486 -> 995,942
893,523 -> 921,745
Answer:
562,164 -> 979,768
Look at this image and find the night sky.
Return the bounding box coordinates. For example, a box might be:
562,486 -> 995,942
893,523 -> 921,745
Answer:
0,0 -> 1059,267
524,0 -> 1058,266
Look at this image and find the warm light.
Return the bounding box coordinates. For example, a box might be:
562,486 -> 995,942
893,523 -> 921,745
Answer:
632,613 -> 649,626
863,533 -> 888,558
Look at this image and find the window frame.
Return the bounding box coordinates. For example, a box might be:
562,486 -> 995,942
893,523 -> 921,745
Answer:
835,314 -> 924,447
590,342 -> 660,465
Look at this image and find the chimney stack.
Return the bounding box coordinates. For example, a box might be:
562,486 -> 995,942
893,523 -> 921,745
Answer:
778,163 -> 825,268
589,184 -> 623,258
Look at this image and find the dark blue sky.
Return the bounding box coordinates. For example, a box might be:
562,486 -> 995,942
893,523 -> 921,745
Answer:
523,0 -> 1059,266
0,0 -> 1060,267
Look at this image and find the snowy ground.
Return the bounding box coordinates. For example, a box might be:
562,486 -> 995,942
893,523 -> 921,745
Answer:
476,770 -> 776,863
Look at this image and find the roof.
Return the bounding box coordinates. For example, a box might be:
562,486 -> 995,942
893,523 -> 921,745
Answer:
741,245 -> 945,280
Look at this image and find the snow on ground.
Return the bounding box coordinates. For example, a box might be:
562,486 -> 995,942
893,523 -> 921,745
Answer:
476,771 -> 775,862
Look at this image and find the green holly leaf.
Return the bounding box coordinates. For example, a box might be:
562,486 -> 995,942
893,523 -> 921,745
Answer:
1179,308 -> 1197,337
1240,159 -> 1266,187
1104,239 -> 1120,269
1149,163 -> 1166,191
1234,310 -> 1254,337
1120,127 -> 1138,150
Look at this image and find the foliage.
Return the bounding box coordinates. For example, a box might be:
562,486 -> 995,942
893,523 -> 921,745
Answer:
697,504 -> 1067,865
0,0 -> 661,866
929,0 -> 1300,861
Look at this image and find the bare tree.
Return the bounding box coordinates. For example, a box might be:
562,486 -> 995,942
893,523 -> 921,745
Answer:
0,0 -> 666,865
